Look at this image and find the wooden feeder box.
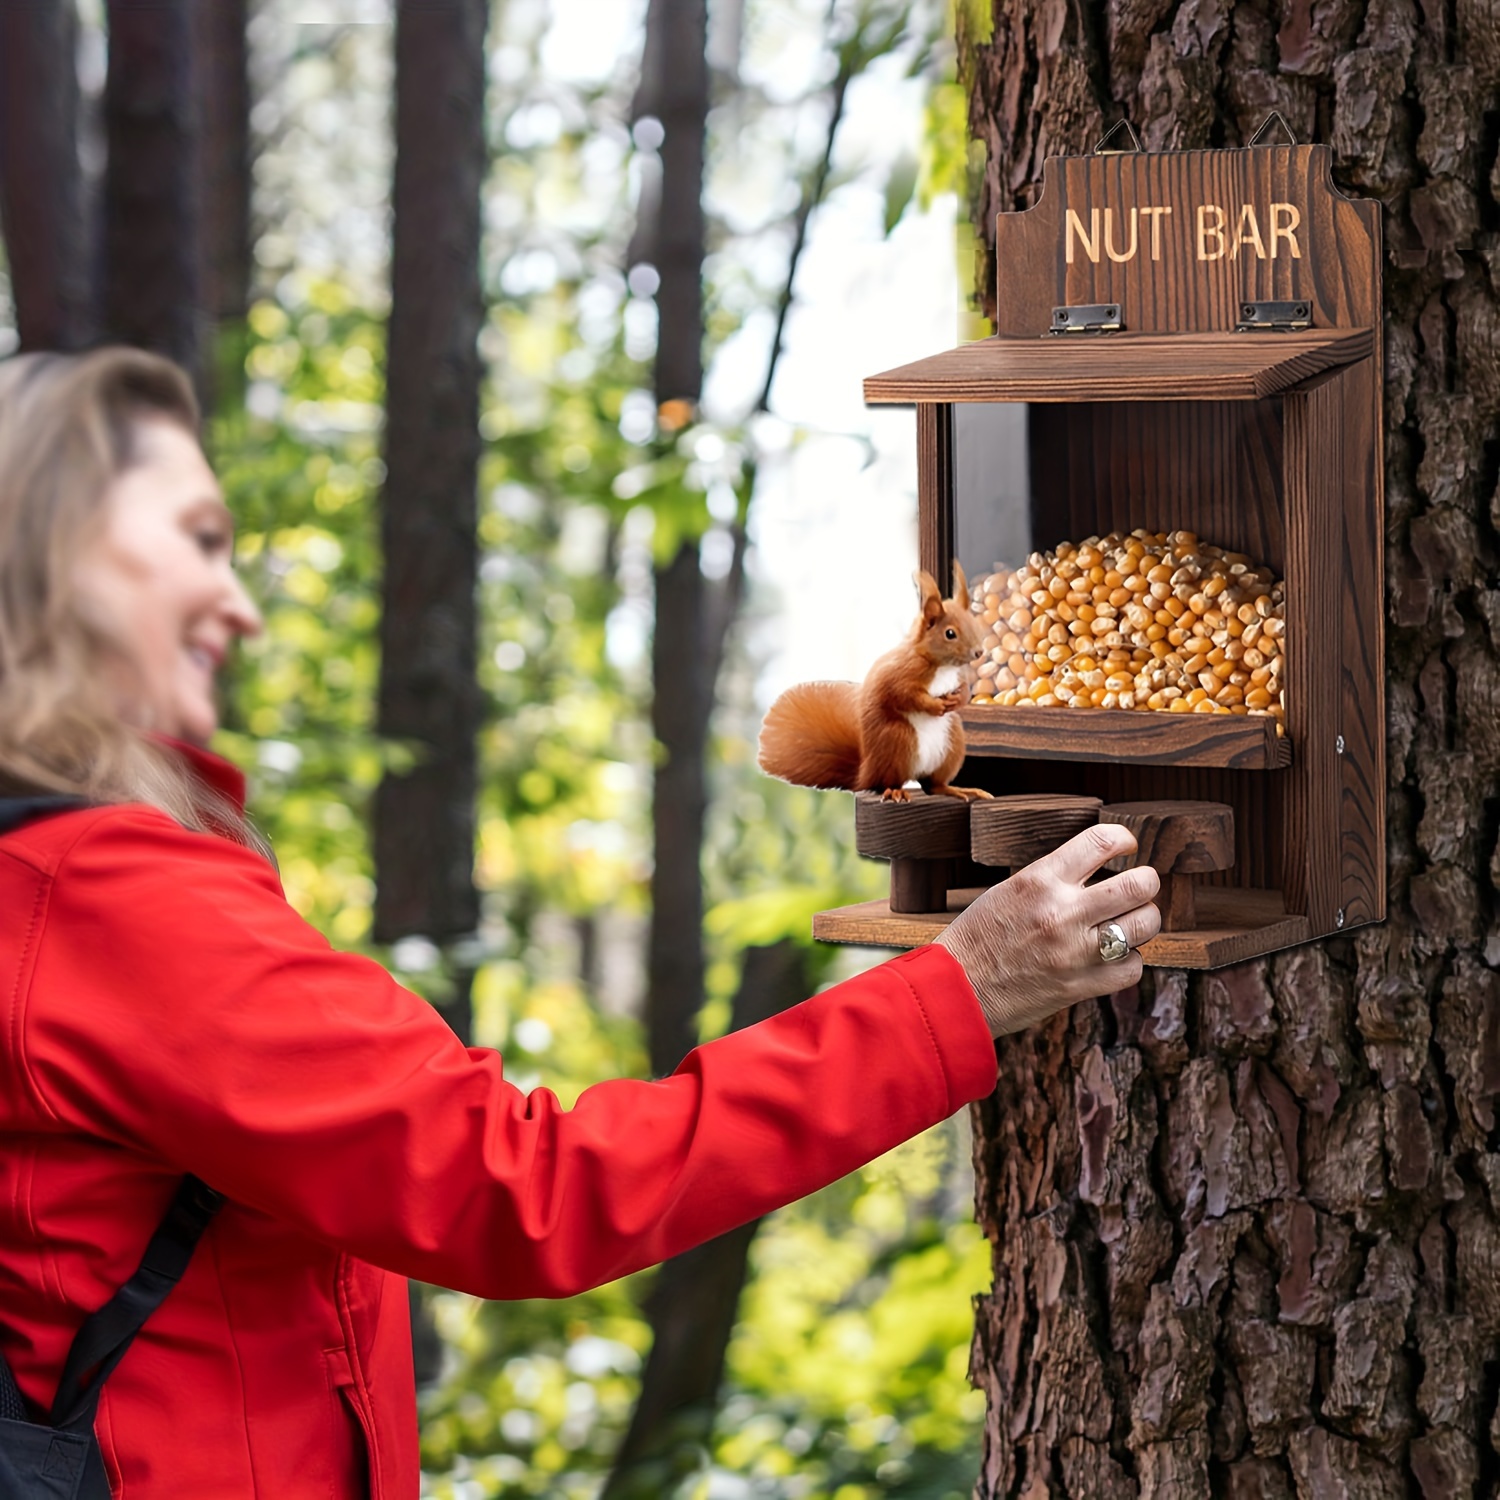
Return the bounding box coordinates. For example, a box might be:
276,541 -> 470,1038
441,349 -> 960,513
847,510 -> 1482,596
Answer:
814,139 -> 1384,969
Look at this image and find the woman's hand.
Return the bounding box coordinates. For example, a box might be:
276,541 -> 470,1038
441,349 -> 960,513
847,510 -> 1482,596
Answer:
934,824 -> 1161,1039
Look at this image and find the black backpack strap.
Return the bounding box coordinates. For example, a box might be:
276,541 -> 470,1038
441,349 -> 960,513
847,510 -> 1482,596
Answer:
0,797 -> 88,837
49,1176 -> 223,1434
0,1343 -> 29,1423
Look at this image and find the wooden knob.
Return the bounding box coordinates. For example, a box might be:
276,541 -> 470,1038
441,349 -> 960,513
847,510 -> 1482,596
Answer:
970,794 -> 1102,868
855,791 -> 971,860
1100,800 -> 1235,932
855,791 -> 973,915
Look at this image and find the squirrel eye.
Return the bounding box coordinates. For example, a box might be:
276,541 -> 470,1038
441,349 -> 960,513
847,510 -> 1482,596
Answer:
944,628 -> 957,640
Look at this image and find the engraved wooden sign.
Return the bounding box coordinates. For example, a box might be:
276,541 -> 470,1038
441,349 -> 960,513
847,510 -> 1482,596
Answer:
991,144 -> 1379,336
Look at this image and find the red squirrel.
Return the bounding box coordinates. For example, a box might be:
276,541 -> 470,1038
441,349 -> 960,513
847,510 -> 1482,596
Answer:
758,562 -> 993,802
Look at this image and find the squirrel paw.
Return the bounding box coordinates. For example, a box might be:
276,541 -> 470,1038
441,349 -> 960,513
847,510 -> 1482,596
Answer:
931,784 -> 993,801
878,786 -> 913,803
938,691 -> 967,712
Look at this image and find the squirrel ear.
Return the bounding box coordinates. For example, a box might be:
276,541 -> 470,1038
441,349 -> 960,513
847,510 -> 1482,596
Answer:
951,561 -> 971,611
914,569 -> 944,625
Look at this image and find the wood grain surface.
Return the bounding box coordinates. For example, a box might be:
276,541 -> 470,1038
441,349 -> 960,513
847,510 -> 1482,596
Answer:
865,329 -> 1372,404
1278,362 -> 1381,932
959,704 -> 1289,769
1025,398 -> 1285,577
916,402 -> 954,581
1337,355 -> 1384,926
811,886 -> 1310,968
1100,799 -> 1236,873
986,146 -> 1380,338
969,794 -> 1102,866
854,789 -> 972,859
1101,798 -> 1236,931
1135,887 -> 1311,966
941,760 -> 1283,893
889,857 -> 956,914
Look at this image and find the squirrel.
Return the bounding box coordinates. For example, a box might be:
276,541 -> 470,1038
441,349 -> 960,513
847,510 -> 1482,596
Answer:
757,562 -> 994,803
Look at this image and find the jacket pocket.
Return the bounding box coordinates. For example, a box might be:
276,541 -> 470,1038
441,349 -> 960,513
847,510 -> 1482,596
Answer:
323,1349 -> 375,1500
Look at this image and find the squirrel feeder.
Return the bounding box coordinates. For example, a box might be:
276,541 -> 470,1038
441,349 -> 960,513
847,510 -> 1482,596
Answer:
796,133 -> 1385,970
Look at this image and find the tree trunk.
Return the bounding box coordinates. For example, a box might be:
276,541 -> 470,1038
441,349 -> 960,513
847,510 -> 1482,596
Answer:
605,0 -> 730,1484
0,1 -> 93,352
646,538 -> 712,1078
961,2 -> 1500,1494
373,0 -> 486,1050
102,0 -> 201,386
641,0 -> 711,1082
191,0 -> 251,410
610,4 -> 871,1479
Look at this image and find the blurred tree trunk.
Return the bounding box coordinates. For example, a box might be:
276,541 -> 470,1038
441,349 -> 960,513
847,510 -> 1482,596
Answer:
961,3 -> 1500,1494
190,0 -> 252,409
373,0 -> 486,1054
606,0 -> 732,1487
377,0 -> 487,1396
609,4 -> 870,1483
641,0 -> 712,1084
102,0 -> 201,387
0,1 -> 93,351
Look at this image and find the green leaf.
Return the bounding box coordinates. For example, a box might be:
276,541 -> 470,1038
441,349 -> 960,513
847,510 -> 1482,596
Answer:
882,151 -> 920,234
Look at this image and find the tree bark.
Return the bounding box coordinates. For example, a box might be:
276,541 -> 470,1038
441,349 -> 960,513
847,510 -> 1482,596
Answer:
643,0 -> 708,409
191,0 -> 251,408
102,0 -> 200,385
372,0 -> 486,1045
962,2 -> 1500,1494
646,538 -> 712,1077
0,0 -> 93,351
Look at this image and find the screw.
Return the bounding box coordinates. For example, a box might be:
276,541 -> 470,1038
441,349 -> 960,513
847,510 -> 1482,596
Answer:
1107,306 -> 1118,318
1335,734 -> 1345,755
1336,908 -> 1346,928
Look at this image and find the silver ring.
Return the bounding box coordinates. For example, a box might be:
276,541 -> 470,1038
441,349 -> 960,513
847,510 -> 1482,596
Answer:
1097,920 -> 1131,964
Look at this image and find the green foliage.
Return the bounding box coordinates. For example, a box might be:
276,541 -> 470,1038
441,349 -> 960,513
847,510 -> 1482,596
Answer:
211,285 -> 388,941
419,1115 -> 985,1500
712,1121 -> 986,1499
205,1 -> 990,1495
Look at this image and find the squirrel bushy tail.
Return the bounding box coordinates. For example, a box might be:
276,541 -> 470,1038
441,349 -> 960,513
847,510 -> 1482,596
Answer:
757,680 -> 862,789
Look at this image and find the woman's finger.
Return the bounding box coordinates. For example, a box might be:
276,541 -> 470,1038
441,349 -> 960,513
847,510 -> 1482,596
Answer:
1094,899 -> 1161,955
1075,948 -> 1146,999
1031,823 -> 1138,888
1077,864 -> 1161,928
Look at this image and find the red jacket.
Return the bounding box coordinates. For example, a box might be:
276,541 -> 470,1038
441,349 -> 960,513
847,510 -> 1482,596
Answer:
0,747 -> 997,1498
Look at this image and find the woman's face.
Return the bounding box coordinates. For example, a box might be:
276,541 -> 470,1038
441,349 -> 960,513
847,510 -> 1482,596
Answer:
72,417 -> 262,746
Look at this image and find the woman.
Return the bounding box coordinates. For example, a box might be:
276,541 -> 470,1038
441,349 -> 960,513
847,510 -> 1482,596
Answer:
0,348 -> 1160,1498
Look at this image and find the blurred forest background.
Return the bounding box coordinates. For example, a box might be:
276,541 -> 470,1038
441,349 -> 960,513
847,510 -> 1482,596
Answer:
0,1 -> 992,1496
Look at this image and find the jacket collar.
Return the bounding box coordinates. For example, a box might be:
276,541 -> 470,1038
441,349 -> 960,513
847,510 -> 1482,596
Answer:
156,737 -> 248,814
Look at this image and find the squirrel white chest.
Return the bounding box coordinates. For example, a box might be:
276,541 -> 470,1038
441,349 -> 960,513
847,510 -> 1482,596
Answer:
908,666 -> 962,778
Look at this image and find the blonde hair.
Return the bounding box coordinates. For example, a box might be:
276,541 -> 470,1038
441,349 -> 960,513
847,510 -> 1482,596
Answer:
0,347 -> 256,844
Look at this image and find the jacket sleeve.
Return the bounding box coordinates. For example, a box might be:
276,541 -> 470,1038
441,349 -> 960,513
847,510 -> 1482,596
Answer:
19,808 -> 997,1299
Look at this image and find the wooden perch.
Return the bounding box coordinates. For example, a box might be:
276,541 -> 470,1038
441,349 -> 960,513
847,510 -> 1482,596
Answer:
1101,800 -> 1235,931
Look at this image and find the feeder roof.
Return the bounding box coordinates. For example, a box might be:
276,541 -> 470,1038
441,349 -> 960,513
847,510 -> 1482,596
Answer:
864,328 -> 1373,404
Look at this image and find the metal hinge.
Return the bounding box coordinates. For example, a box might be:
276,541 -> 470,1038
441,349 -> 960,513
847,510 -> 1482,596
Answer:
1237,300 -> 1311,332
1050,303 -> 1121,334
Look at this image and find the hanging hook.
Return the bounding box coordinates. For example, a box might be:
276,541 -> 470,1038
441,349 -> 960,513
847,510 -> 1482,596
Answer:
1091,119 -> 1143,155
1246,111 -> 1298,147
